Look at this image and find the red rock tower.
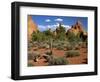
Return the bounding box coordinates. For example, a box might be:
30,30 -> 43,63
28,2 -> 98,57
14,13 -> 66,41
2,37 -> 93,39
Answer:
28,16 -> 38,40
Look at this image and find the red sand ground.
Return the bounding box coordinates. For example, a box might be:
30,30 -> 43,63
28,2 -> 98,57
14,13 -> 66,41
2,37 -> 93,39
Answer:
28,47 -> 87,66
67,48 -> 87,64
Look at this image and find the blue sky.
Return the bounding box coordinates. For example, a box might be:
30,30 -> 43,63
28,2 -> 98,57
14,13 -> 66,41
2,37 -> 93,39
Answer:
30,15 -> 88,32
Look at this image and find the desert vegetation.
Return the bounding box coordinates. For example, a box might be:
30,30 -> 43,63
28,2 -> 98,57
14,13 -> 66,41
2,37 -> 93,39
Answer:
28,16 -> 88,66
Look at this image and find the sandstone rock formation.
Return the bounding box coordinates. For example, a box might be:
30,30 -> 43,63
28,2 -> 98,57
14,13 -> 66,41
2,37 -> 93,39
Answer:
66,20 -> 87,41
28,16 -> 38,40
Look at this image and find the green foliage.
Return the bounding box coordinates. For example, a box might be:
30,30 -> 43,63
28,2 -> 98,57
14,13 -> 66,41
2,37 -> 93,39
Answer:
66,32 -> 82,49
32,29 -> 54,42
28,51 -> 40,62
45,50 -> 53,56
74,44 -> 80,50
65,50 -> 80,57
52,43 -> 58,48
56,46 -> 64,50
66,44 -> 73,50
67,32 -> 81,42
43,29 -> 52,36
32,32 -> 46,42
56,32 -> 66,41
58,24 -> 66,33
39,43 -> 50,49
54,24 -> 67,40
49,56 -> 69,65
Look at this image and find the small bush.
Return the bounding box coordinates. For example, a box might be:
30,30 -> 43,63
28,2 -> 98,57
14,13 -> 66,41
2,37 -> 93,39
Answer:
66,45 -> 73,50
28,51 -> 40,62
74,44 -> 80,50
45,50 -> 52,56
56,46 -> 64,50
49,56 -> 69,65
52,43 -> 58,48
39,43 -> 50,49
45,44 -> 50,49
65,50 -> 80,57
38,43 -> 45,49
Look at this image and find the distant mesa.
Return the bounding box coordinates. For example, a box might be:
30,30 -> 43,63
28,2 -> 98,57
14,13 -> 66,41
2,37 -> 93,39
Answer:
28,16 -> 38,40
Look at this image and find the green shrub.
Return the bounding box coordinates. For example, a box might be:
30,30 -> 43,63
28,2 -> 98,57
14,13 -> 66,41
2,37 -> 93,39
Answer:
65,43 -> 73,50
32,32 -> 46,42
39,44 -> 46,49
52,43 -> 58,48
55,43 -> 64,50
45,50 -> 52,56
28,51 -> 40,62
57,46 -> 64,50
65,50 -> 80,57
74,44 -> 80,50
46,45 -> 50,49
49,56 -> 69,65
66,32 -> 82,49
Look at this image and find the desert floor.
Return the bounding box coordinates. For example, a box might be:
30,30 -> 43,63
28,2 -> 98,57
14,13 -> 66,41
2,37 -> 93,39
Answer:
28,47 -> 87,66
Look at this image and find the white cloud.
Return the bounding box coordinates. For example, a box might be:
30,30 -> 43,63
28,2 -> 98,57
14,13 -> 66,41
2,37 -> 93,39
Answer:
38,25 -> 46,29
55,18 -> 63,22
38,25 -> 47,31
47,25 -> 57,31
62,25 -> 71,31
45,19 -> 51,22
38,24 -> 57,31
62,25 -> 71,29
38,24 -> 71,32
